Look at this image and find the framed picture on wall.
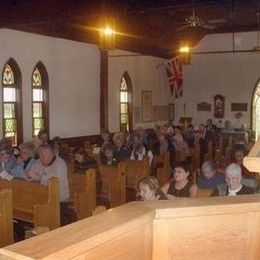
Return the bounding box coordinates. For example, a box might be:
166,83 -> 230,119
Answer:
142,91 -> 153,122
168,103 -> 174,121
214,95 -> 225,118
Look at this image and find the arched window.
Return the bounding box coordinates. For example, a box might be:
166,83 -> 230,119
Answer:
32,62 -> 49,137
2,59 -> 22,146
252,79 -> 260,141
119,72 -> 132,132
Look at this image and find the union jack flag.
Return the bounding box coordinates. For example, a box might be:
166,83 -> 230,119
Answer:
165,57 -> 183,98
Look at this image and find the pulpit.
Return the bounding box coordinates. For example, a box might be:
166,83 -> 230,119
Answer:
244,138 -> 260,173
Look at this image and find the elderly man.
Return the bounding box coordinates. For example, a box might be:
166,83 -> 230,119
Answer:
212,163 -> 255,196
27,144 -> 70,225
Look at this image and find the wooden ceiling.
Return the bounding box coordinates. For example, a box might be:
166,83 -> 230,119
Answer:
0,0 -> 259,58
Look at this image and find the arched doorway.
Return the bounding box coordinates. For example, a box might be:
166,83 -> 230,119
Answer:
252,79 -> 260,141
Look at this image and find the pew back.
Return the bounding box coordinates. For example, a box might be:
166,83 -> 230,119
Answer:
123,158 -> 150,189
99,163 -> 126,207
0,177 -> 60,230
154,152 -> 170,186
68,169 -> 96,220
0,189 -> 13,248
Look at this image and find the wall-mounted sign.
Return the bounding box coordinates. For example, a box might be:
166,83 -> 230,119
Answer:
214,95 -> 225,118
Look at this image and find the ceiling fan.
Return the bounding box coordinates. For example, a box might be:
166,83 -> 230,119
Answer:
176,0 -> 226,31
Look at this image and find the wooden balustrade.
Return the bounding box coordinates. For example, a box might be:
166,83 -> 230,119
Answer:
1,195 -> 260,259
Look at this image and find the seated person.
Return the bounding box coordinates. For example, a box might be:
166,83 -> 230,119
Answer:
33,128 -> 49,153
97,129 -> 111,148
11,142 -> 36,179
197,160 -> 225,189
112,132 -> 130,162
130,142 -> 153,166
137,176 -> 168,201
49,136 -> 70,162
172,126 -> 189,157
26,145 -> 70,225
212,163 -> 255,196
230,144 -> 256,179
100,142 -> 117,165
0,145 -> 16,172
162,161 -> 197,198
73,146 -> 98,173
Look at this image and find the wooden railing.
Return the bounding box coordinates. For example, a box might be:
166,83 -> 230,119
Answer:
1,195 -> 260,258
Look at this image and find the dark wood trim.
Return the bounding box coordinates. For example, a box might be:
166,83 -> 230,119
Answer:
100,50 -> 108,131
17,74 -> 23,145
61,134 -> 100,148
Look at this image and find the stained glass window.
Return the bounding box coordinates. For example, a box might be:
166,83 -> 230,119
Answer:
32,67 -> 42,87
2,60 -> 21,146
120,76 -> 127,90
4,88 -> 16,102
33,89 -> 43,101
32,62 -> 48,137
119,73 -> 132,132
3,64 -> 14,85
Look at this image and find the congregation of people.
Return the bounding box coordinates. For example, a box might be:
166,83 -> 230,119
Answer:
1,118 -> 258,241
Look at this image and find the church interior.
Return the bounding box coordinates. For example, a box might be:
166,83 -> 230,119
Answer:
0,0 -> 260,259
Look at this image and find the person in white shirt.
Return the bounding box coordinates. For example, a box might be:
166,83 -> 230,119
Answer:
130,142 -> 153,166
212,163 -> 255,196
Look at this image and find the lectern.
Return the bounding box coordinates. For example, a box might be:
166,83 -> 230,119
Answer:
243,138 -> 260,173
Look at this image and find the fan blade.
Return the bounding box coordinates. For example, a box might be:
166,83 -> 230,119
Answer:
207,18 -> 227,24
201,23 -> 216,30
176,24 -> 190,31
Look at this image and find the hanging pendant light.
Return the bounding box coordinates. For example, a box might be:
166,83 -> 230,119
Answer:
99,17 -> 116,50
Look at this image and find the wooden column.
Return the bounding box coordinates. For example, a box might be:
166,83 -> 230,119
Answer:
100,49 -> 108,131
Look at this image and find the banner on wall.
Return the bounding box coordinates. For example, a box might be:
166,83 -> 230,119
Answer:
165,56 -> 183,98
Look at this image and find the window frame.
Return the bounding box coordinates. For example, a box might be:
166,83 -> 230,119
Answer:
2,58 -> 23,146
31,62 -> 49,138
119,72 -> 133,132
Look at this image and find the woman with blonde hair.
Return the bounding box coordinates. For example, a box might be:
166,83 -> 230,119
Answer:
137,176 -> 168,201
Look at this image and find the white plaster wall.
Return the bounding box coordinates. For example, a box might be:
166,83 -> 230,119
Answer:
179,31 -> 260,128
108,50 -> 172,132
0,29 -> 100,140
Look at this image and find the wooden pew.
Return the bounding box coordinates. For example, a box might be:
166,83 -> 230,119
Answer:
191,142 -> 201,171
204,140 -> 213,161
0,189 -> 13,248
214,137 -> 223,162
175,150 -> 186,162
98,163 -> 126,208
154,152 -> 170,186
123,158 -> 150,189
0,177 -> 60,230
196,188 -> 214,197
68,169 -> 96,220
2,196 -> 260,259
